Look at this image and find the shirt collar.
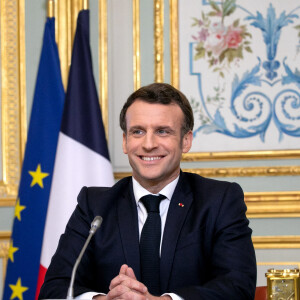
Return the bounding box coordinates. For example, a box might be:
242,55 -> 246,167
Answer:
132,176 -> 179,205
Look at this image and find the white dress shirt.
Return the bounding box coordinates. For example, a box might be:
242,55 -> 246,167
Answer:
76,177 -> 183,300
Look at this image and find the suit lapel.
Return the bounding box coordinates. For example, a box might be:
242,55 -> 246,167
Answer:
160,174 -> 193,292
117,180 -> 141,280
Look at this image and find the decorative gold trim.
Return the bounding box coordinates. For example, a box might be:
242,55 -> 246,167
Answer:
257,262 -> 300,269
133,0 -> 140,90
0,0 -> 26,204
258,262 -> 300,266
0,231 -> 11,241
114,172 -> 131,180
246,191 -> 300,218
183,166 -> 300,177
253,236 -> 300,249
182,150 -> 300,161
0,198 -> 16,207
154,0 -> 164,82
170,0 -> 178,88
114,165 -> 300,179
19,0 -> 27,160
99,0 -> 109,139
0,239 -> 9,258
0,231 -> 10,284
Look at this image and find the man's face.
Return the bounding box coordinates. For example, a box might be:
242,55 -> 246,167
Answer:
122,99 -> 192,191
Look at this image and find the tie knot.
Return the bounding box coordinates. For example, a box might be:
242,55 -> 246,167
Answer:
140,194 -> 165,213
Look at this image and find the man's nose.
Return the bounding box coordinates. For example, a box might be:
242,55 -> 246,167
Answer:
142,132 -> 157,150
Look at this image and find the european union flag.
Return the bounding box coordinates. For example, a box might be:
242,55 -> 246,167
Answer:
3,17 -> 64,300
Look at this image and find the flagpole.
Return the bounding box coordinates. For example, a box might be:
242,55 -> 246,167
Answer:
48,0 -> 54,18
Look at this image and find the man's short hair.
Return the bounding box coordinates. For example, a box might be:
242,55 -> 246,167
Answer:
120,83 -> 194,136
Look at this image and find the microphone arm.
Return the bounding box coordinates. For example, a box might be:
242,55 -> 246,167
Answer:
67,216 -> 103,299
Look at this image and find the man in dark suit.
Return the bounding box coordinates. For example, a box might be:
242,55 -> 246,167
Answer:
39,83 -> 256,300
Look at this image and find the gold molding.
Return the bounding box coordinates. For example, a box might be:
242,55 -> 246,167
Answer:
0,231 -> 10,284
99,0 -> 109,139
0,0 -> 26,204
183,166 -> 300,177
182,150 -> 300,161
246,191 -> 300,218
170,0 -> 178,88
253,236 -> 300,249
257,262 -> 300,267
154,0 -> 164,82
115,165 -> 300,179
0,198 -> 15,207
0,240 -> 9,258
133,0 -> 140,90
0,231 -> 10,241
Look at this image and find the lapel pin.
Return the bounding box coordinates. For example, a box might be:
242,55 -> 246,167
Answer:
178,203 -> 184,207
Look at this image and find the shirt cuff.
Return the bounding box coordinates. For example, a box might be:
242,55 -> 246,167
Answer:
75,292 -> 105,299
162,292 -> 184,300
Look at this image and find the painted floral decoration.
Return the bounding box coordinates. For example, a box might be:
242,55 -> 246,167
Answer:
192,0 -> 252,77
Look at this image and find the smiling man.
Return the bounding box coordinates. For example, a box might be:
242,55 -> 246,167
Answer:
39,83 -> 256,300
122,100 -> 192,193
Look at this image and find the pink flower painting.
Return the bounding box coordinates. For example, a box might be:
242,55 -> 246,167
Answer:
191,0 -> 252,76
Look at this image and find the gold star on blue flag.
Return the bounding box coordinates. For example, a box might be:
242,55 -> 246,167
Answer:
9,277 -> 29,300
29,164 -> 49,188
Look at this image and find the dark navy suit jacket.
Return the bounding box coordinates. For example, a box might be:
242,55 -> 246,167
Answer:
39,172 -> 256,300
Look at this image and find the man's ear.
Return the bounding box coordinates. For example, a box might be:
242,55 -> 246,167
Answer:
122,132 -> 128,154
182,131 -> 193,153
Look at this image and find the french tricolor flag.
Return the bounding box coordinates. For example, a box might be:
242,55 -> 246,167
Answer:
36,9 -> 114,298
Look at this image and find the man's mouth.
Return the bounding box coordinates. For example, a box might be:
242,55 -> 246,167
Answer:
140,156 -> 163,161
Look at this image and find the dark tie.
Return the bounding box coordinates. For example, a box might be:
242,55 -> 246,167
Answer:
139,194 -> 165,295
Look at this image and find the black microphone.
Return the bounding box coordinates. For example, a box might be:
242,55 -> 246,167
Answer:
66,216 -> 103,299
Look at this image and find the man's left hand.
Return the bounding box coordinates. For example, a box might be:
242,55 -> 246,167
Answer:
106,264 -> 171,300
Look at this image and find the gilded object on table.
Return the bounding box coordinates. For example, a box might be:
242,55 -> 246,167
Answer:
266,268 -> 299,300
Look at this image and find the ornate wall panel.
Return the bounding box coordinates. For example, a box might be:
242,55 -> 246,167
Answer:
170,0 -> 300,162
0,0 -> 26,207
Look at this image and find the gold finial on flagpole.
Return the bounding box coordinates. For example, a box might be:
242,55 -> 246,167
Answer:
48,0 -> 55,18
83,0 -> 89,10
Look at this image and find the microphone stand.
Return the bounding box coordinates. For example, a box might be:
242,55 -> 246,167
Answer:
66,216 -> 103,299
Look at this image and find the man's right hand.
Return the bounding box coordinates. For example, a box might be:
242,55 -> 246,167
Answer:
93,264 -> 171,300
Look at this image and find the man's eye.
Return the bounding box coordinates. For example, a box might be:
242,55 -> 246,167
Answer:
132,130 -> 143,135
157,129 -> 168,135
